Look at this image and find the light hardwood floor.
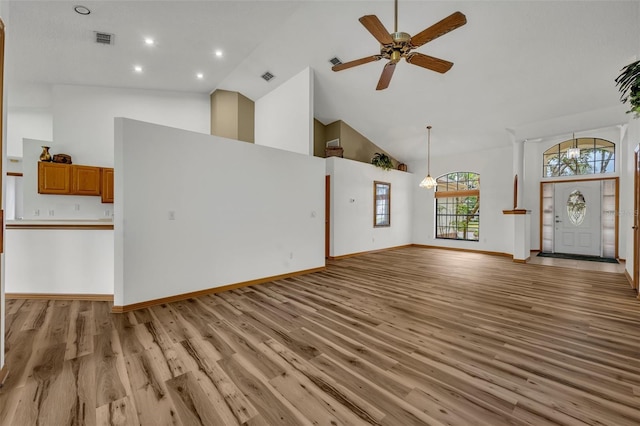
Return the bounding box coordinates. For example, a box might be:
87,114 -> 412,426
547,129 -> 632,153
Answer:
2,246 -> 640,425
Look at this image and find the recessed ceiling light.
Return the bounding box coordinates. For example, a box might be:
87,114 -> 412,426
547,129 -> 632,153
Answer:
134,65 -> 143,73
196,73 -> 204,79
144,37 -> 155,46
215,50 -> 223,58
74,5 -> 91,15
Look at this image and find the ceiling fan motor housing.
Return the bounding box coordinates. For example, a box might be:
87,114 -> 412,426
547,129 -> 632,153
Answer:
392,32 -> 410,43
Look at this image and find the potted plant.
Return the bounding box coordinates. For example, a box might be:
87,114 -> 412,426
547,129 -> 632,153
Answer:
371,152 -> 394,170
615,59 -> 640,117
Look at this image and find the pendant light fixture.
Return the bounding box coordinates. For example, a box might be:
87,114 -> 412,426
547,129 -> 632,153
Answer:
566,133 -> 580,160
419,125 -> 438,189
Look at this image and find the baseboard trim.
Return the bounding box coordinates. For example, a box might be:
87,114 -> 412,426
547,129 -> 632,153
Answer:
411,244 -> 512,258
5,293 -> 114,301
328,244 -> 413,260
513,258 -> 530,264
0,365 -> 9,388
112,266 -> 326,313
625,269 -> 635,289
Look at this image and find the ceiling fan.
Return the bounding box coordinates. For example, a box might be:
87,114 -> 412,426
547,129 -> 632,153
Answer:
332,0 -> 466,90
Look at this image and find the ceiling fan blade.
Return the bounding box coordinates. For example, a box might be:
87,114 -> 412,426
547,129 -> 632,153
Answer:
359,15 -> 393,46
406,52 -> 453,74
410,11 -> 467,48
376,62 -> 396,90
332,55 -> 381,72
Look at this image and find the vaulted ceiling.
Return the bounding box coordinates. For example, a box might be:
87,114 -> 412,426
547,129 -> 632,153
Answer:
5,1 -> 638,160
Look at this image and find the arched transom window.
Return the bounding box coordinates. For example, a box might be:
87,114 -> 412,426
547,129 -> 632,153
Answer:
435,172 -> 479,241
543,137 -> 615,177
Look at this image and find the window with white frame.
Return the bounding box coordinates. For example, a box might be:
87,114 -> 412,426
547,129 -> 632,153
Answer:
374,181 -> 390,227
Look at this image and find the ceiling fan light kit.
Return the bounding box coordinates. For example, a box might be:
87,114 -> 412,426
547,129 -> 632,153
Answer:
332,0 -> 466,90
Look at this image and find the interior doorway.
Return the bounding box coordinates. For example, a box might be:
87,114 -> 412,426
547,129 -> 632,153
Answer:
553,180 -> 601,256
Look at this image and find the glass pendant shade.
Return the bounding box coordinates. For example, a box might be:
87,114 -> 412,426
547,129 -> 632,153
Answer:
420,174 -> 437,189
420,125 -> 437,189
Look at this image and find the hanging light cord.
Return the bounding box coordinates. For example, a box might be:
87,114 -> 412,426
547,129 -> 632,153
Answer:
427,125 -> 432,174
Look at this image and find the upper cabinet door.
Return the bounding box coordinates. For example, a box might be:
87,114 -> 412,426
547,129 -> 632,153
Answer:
101,168 -> 114,203
72,165 -> 101,196
38,162 -> 72,194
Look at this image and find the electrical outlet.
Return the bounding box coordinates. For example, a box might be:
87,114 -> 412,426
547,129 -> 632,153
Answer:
34,209 -> 40,216
168,211 -> 176,220
74,204 -> 80,211
48,209 -> 55,217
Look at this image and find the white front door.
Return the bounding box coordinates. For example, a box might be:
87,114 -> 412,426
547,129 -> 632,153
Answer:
554,180 -> 601,256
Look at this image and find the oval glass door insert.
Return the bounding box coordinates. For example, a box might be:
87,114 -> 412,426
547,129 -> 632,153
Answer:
567,189 -> 586,226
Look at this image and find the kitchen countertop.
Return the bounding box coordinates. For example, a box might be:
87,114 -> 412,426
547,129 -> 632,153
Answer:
6,219 -> 114,229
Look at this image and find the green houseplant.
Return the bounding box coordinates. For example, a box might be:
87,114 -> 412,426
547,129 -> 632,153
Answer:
371,152 -> 394,170
615,59 -> 640,118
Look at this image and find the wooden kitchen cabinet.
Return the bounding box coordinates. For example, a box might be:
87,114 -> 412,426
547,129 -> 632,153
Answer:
38,162 -> 113,200
38,161 -> 72,194
101,168 -> 114,203
72,165 -> 101,196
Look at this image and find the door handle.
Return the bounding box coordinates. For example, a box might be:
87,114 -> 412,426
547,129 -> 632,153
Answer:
555,220 -> 562,223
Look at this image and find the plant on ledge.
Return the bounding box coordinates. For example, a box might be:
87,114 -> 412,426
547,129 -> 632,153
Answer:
615,59 -> 640,118
371,152 -> 394,170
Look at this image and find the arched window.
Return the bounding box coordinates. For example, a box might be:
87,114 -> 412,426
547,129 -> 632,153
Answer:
435,172 -> 479,241
543,138 -> 614,177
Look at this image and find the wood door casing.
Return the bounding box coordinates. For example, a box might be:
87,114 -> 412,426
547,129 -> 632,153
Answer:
634,147 -> 639,291
0,17 -> 7,384
325,175 -> 330,259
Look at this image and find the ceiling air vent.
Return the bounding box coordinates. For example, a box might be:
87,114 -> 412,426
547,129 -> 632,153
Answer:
329,57 -> 342,66
94,31 -> 114,45
261,71 -> 274,82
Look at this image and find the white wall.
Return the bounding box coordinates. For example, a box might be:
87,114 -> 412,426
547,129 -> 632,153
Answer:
114,118 -> 325,307
255,67 -> 313,155
327,157 -> 413,257
7,109 -> 52,157
411,145 -> 514,255
5,229 -> 114,294
18,85 -> 210,220
52,84 -> 210,167
1,0 -> 11,371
